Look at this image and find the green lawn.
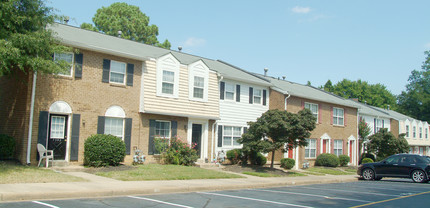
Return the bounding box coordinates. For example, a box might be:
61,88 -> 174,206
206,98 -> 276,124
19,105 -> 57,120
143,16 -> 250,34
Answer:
304,167 -> 357,175
0,161 -> 86,184
242,171 -> 306,177
95,164 -> 245,181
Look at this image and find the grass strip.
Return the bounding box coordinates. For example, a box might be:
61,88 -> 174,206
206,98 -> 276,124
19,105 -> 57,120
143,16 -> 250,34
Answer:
305,167 -> 356,175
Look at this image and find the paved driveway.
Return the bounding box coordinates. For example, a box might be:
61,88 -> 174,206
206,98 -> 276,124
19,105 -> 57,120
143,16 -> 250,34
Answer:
2,179 -> 429,208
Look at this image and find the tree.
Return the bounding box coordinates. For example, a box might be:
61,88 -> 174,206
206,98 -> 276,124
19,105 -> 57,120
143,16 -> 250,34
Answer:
367,129 -> 409,160
358,117 -> 371,156
397,51 -> 430,121
321,79 -> 397,110
0,0 -> 70,76
323,80 -> 334,92
81,2 -> 171,49
239,109 -> 316,168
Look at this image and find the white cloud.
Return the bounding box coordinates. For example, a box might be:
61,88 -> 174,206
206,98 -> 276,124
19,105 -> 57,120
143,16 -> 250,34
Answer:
184,37 -> 206,47
292,6 -> 311,14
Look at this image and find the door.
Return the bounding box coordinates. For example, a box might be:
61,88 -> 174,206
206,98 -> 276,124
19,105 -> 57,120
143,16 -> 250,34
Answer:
192,124 -> 202,157
48,114 -> 68,160
349,141 -> 354,163
322,140 -> 327,153
376,155 -> 402,176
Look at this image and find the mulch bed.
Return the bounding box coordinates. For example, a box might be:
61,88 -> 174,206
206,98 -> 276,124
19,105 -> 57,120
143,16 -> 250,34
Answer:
221,164 -> 292,176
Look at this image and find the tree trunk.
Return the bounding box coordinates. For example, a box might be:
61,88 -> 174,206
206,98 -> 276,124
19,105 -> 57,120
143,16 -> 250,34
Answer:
270,150 -> 275,168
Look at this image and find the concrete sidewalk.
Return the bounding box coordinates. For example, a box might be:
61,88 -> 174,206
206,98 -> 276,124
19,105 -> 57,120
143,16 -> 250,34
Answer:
0,167 -> 358,202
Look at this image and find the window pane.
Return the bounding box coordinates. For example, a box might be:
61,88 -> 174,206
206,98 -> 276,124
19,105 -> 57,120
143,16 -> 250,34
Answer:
105,117 -> 124,139
226,92 -> 234,100
193,88 -> 204,98
233,127 -> 241,136
233,137 -> 241,146
194,76 -> 204,87
50,116 -> 65,138
110,61 -> 126,74
155,121 -> 170,138
163,70 -> 174,82
224,126 -> 232,135
223,136 -> 232,146
162,83 -> 174,94
54,53 -> 73,76
110,73 -> 125,83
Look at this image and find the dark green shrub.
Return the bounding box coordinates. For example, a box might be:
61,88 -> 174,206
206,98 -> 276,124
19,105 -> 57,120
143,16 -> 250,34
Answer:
250,152 -> 267,166
360,153 -> 375,164
361,158 -> 374,164
84,134 -> 126,167
226,149 -> 243,164
338,155 -> 350,167
315,153 -> 339,167
280,158 -> 295,169
0,134 -> 16,159
154,137 -> 198,166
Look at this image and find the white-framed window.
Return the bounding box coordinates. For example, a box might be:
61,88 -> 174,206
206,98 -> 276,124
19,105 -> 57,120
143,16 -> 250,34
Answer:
253,89 -> 262,104
156,54 -> 180,98
155,120 -> 171,138
50,116 -> 66,138
109,60 -> 126,84
305,138 -> 316,158
334,140 -> 343,156
333,108 -> 344,126
225,83 -> 235,100
162,70 -> 175,94
223,126 -> 242,147
54,53 -> 73,76
305,103 -> 318,122
193,76 -> 205,99
413,126 -> 416,138
406,125 -> 410,138
104,117 -> 124,139
419,127 -> 423,139
375,119 -> 383,133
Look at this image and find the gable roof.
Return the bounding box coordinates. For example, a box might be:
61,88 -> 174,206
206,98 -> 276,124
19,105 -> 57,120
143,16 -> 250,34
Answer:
49,23 -> 271,87
345,99 -> 393,119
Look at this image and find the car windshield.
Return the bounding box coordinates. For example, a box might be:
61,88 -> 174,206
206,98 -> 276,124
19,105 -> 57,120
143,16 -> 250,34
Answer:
424,156 -> 430,163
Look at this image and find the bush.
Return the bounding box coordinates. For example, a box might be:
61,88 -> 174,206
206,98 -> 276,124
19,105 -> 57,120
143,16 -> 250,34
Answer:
360,153 -> 376,164
154,137 -> 198,166
247,151 -> 267,166
280,158 -> 295,169
0,134 -> 16,159
226,149 -> 243,164
338,155 -> 350,167
361,158 -> 374,164
315,153 -> 339,167
84,134 -> 126,167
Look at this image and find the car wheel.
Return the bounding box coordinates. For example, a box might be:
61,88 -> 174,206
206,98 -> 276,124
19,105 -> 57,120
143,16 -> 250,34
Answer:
362,168 -> 375,180
411,170 -> 427,183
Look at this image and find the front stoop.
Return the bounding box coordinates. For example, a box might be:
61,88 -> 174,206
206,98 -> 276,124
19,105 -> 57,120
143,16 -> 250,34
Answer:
194,162 -> 221,169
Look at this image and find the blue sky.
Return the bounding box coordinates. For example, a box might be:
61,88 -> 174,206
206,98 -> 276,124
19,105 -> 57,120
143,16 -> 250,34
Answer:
47,0 -> 430,95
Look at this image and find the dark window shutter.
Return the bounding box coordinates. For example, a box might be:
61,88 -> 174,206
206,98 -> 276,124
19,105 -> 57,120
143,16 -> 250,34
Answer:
148,119 -> 156,155
37,111 -> 49,147
124,118 -> 132,155
70,114 -> 80,161
243,127 -> 248,134
374,118 -> 376,133
74,53 -> 83,78
171,121 -> 177,138
318,104 -> 322,124
382,120 -> 384,128
249,87 -> 253,104
220,81 -> 225,100
263,89 -> 267,106
218,125 -> 223,147
102,59 -> 110,83
126,63 -> 134,86
97,116 -> 105,134
344,109 -> 347,126
236,85 -> 241,102
331,107 -> 334,125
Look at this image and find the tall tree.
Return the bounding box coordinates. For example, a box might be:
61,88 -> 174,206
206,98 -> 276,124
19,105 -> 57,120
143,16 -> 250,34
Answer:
397,51 -> 430,121
239,109 -> 316,168
81,2 -> 171,49
358,117 -> 371,156
321,79 -> 397,109
323,80 -> 334,92
367,129 -> 409,160
0,0 -> 70,76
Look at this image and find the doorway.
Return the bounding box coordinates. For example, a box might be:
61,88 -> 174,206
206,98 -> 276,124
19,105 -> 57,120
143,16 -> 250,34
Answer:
48,114 -> 68,160
192,124 -> 202,157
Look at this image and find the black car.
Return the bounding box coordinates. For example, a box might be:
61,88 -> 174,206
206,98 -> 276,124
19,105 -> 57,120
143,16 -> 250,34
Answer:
357,153 -> 430,183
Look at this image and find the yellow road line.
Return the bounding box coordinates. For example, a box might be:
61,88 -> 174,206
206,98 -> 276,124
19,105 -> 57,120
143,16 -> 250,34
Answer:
350,190 -> 430,208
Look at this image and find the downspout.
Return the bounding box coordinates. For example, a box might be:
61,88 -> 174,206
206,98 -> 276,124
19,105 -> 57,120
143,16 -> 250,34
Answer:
26,71 -> 37,165
284,93 -> 290,111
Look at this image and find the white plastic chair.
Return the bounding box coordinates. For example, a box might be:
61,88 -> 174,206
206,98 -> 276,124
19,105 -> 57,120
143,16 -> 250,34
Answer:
37,144 -> 54,168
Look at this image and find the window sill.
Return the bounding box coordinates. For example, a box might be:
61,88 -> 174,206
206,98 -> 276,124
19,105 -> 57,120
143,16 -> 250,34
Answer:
109,83 -> 126,88
332,125 -> 345,128
54,74 -> 73,80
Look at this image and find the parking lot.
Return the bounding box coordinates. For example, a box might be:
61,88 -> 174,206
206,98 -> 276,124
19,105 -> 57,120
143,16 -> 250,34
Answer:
1,179 -> 430,208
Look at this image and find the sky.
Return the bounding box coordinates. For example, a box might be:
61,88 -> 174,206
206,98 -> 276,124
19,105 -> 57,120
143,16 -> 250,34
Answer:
46,0 -> 430,95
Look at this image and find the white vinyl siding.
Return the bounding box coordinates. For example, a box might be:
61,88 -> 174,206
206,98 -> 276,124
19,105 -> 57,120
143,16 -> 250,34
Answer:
110,60 -> 126,84
333,108 -> 344,126
305,103 -> 318,122
334,140 -> 343,156
104,117 -> 124,139
54,53 -> 73,76
305,139 -> 316,158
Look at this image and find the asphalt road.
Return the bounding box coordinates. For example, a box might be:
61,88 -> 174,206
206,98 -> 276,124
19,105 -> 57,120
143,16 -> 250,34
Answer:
1,179 -> 429,208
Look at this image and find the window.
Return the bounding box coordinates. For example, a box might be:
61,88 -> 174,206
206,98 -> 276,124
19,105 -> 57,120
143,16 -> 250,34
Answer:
225,83 -> 235,100
406,125 -> 410,138
375,119 -> 383,133
413,126 -> 416,138
109,60 -> 126,84
54,53 -> 73,76
334,140 -> 343,156
104,117 -> 124,139
155,121 -> 171,138
253,89 -> 262,104
193,76 -> 204,99
305,103 -> 318,122
333,108 -> 344,126
420,127 -> 423,139
162,70 -> 175,94
223,126 -> 242,147
50,116 -> 66,138
305,139 -> 316,158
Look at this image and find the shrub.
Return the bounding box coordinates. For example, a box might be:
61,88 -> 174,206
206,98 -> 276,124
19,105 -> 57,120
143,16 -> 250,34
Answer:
338,155 -> 350,167
280,158 -> 295,169
84,134 -> 126,167
247,151 -> 267,166
0,134 -> 16,159
154,137 -> 198,166
315,153 -> 339,167
226,149 -> 243,164
361,158 -> 374,164
360,153 -> 375,164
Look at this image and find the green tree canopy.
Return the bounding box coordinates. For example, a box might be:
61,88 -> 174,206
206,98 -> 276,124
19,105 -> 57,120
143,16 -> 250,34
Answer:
397,51 -> 430,121
239,109 -> 316,168
367,129 -> 409,160
81,2 -> 171,49
321,79 -> 397,110
0,0 -> 70,76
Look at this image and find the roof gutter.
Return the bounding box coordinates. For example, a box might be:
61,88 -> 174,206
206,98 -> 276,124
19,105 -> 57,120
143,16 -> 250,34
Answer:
26,71 -> 37,165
